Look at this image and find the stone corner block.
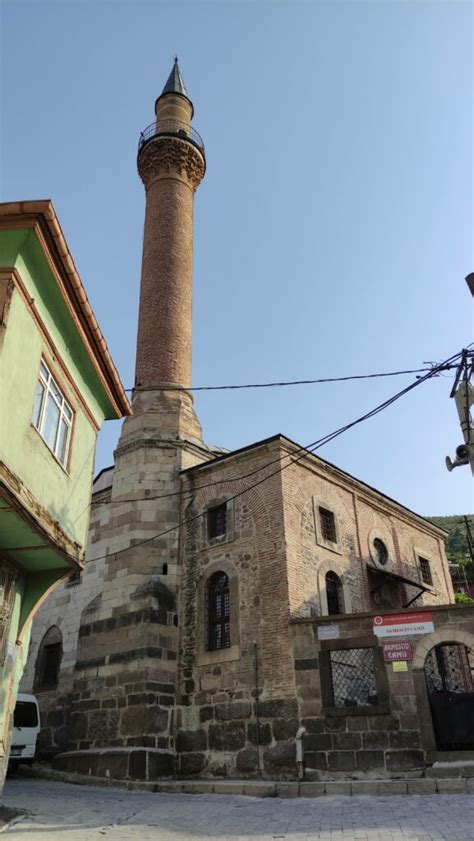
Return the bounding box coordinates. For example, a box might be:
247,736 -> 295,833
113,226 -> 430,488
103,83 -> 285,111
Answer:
436,778 -> 468,794
350,780 -> 379,796
155,781 -> 184,793
299,781 -> 326,797
182,781 -> 214,794
213,781 -> 245,795
275,782 -> 299,798
376,781 -> 408,795
243,782 -> 275,798
324,781 -> 352,796
407,779 -> 437,795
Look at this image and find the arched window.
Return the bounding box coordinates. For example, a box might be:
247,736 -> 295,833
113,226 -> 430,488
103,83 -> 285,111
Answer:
326,571 -> 344,616
207,572 -> 230,651
34,626 -> 63,690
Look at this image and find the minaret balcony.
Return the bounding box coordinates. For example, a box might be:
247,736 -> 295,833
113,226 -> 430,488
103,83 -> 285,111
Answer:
138,120 -> 205,157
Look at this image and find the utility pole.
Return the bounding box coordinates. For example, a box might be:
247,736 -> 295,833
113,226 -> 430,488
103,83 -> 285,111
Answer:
445,275 -> 474,475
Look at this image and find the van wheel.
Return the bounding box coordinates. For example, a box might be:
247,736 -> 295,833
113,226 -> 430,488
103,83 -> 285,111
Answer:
8,761 -> 19,773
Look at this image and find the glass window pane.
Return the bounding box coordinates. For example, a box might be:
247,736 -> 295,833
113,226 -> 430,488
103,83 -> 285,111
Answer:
63,403 -> 73,422
56,418 -> 69,464
42,394 -> 60,449
32,380 -> 45,427
14,701 -> 38,728
50,378 -> 62,405
39,361 -> 49,382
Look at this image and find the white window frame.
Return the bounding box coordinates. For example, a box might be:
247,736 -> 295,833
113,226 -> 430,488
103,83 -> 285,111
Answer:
32,360 -> 73,468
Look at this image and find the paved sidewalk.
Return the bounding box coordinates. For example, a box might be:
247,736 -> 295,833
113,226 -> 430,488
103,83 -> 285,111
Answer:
2,777 -> 474,840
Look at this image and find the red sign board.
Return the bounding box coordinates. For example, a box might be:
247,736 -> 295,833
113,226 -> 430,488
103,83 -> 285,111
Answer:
373,611 -> 433,637
383,641 -> 413,662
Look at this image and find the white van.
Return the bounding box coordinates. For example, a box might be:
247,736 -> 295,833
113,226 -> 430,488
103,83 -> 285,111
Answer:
9,693 -> 40,767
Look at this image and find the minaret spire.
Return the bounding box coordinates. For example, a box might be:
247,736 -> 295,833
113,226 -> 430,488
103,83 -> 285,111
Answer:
160,56 -> 190,100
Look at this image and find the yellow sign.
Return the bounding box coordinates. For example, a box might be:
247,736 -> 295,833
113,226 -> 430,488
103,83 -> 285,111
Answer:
392,661 -> 408,672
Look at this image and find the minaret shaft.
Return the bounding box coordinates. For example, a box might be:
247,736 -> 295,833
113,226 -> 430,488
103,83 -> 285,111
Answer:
134,88 -> 205,390
136,172 -> 194,388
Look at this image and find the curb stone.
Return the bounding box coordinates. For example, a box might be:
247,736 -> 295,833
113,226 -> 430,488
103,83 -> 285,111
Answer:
12,766 -> 474,798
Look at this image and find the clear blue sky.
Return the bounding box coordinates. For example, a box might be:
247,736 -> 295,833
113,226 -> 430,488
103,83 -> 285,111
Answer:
1,0 -> 472,516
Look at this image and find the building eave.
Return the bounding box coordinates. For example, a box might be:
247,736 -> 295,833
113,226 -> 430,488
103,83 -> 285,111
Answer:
0,201 -> 131,418
181,432 -> 449,539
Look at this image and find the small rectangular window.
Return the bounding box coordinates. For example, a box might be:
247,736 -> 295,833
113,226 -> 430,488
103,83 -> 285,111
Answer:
419,557 -> 433,586
207,503 -> 227,539
67,571 -> 81,587
32,360 -> 73,467
319,507 -> 337,543
329,647 -> 378,708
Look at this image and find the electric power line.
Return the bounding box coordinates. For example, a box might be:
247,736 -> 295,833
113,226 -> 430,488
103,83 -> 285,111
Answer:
124,365 -> 450,393
94,357 -> 461,508
84,348 -> 463,566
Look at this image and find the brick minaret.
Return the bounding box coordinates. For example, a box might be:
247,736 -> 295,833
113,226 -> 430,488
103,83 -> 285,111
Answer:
135,57 -> 205,392
61,62 -> 211,781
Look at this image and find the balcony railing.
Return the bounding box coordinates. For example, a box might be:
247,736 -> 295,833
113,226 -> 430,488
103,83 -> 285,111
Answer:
138,120 -> 205,156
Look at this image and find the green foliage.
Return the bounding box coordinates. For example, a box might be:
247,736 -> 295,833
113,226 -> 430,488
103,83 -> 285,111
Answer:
455,592 -> 474,604
427,514 -> 474,582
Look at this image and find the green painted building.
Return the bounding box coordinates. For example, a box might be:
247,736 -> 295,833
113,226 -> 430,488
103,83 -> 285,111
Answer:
0,200 -> 130,789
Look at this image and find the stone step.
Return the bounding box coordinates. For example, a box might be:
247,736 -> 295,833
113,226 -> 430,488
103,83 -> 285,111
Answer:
425,761 -> 474,779
15,765 -> 474,797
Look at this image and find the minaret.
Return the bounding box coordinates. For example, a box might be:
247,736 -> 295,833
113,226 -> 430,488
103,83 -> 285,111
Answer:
125,57 -> 206,446
64,62 -> 210,781
135,58 -> 205,392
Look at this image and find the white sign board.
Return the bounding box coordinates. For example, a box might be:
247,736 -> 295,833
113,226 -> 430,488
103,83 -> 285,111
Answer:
317,624 -> 340,640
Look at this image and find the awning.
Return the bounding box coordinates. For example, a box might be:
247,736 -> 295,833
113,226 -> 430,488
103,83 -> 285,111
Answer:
367,564 -> 431,608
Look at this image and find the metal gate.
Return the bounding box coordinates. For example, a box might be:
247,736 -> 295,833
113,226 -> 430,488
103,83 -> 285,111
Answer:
424,643 -> 474,751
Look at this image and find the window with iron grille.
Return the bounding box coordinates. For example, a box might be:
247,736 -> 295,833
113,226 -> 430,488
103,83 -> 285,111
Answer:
326,571 -> 344,615
418,556 -> 433,586
35,626 -> 63,690
329,647 -> 379,708
207,503 -> 227,540
207,571 -> 230,651
319,507 -> 337,543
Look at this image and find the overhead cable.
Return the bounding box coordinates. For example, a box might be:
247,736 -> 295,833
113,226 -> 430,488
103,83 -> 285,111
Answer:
85,348 -> 463,564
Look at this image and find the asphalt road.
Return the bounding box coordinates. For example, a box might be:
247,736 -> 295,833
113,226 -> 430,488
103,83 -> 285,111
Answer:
2,777 -> 474,840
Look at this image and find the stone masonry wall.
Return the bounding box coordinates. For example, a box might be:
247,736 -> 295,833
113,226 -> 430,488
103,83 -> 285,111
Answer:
174,439 -> 299,779
280,442 -> 452,623
291,604 -> 474,779
20,488 -> 110,756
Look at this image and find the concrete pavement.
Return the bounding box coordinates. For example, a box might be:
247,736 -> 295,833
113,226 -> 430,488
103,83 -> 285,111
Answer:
2,777 -> 474,840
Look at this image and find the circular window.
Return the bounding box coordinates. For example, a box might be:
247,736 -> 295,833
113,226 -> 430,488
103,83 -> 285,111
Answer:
373,538 -> 388,566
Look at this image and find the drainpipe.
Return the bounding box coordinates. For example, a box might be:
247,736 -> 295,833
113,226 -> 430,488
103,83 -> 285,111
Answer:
295,726 -> 306,780
253,641 -> 262,778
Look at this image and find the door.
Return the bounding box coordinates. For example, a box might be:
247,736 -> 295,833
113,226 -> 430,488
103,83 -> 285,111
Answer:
424,643 -> 474,750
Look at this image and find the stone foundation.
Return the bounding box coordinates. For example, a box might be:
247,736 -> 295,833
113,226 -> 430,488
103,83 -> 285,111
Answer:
53,748 -> 174,780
